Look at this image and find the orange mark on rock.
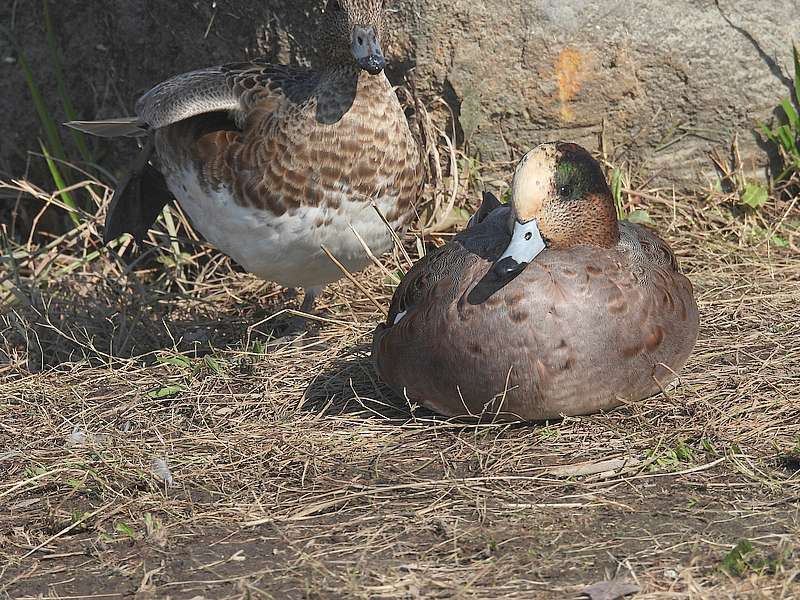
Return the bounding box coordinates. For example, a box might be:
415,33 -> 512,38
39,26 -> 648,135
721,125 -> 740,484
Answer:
555,47 -> 586,122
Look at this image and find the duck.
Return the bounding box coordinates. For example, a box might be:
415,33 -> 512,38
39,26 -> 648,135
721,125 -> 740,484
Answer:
372,142 -> 699,421
67,0 -> 422,312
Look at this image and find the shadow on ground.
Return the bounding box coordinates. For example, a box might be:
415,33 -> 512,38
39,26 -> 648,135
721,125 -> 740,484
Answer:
1,267 -> 307,370
301,341 -> 418,421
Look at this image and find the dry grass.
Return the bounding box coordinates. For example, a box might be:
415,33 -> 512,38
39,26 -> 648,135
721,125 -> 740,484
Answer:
1,148 -> 800,599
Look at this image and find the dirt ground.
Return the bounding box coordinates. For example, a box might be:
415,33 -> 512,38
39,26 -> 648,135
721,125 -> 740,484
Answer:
1,153 -> 799,599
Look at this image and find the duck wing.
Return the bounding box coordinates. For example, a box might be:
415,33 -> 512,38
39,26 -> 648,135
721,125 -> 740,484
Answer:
386,243 -> 474,325
102,137 -> 173,243
136,62 -> 312,130
66,61 -> 312,137
388,203 -> 511,323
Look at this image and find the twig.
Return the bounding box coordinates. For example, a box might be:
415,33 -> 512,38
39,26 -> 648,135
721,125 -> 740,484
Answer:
320,244 -> 387,316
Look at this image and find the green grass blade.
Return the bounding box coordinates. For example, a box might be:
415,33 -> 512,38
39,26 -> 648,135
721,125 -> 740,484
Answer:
43,0 -> 94,165
780,98 -> 799,130
776,126 -> 794,151
611,168 -> 625,220
759,123 -> 777,143
39,140 -> 80,227
15,46 -> 69,167
793,42 -> 800,107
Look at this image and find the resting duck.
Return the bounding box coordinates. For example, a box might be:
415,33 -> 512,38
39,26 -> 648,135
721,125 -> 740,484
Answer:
67,0 -> 422,311
373,142 -> 699,421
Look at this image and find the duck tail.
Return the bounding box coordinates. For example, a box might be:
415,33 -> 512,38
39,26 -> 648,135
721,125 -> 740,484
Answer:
64,117 -> 149,138
104,136 -> 173,244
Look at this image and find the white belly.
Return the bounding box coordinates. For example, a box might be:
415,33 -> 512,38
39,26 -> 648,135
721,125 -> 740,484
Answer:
167,166 -> 399,289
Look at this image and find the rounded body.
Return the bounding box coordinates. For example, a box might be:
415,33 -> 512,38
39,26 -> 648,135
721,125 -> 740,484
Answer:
373,207 -> 699,421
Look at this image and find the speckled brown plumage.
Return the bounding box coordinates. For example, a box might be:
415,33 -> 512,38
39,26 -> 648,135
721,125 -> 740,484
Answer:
67,0 -> 422,297
373,143 -> 699,421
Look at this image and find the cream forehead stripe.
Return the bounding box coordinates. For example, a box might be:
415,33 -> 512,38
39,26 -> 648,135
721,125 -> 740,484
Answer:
512,145 -> 558,222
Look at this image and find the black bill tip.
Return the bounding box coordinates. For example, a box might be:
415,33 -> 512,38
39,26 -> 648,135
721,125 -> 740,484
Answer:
358,55 -> 385,74
492,256 -> 527,280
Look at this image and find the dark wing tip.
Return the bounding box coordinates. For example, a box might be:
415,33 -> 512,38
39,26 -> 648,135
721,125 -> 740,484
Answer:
467,190 -> 503,229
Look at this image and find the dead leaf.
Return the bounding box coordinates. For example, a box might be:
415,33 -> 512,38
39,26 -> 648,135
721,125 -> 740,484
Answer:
580,580 -> 640,600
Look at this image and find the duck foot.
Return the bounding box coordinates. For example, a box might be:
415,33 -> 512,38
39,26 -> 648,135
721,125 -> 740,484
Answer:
262,286 -> 324,348
264,328 -> 316,350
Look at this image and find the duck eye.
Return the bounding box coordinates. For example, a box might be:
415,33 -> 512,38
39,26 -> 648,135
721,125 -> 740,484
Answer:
559,185 -> 572,198
524,232 -> 532,241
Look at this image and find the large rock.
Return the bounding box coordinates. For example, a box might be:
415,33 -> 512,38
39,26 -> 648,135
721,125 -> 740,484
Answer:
421,0 -> 800,184
1,0 -> 797,188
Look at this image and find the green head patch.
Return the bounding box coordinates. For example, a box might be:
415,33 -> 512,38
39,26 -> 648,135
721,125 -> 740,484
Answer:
553,144 -> 609,202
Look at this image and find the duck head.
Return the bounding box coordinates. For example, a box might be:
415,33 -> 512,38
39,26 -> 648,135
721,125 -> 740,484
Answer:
321,0 -> 387,75
493,142 -> 620,279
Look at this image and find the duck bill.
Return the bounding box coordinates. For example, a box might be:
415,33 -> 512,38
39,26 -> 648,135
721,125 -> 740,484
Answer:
492,219 -> 546,278
352,26 -> 385,74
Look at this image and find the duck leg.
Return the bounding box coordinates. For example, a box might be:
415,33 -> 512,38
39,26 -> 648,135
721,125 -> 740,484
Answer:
299,286 -> 323,314
262,286 -> 323,348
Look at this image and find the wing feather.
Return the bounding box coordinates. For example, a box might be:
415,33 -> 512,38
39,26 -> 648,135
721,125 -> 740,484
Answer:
67,61 -> 314,136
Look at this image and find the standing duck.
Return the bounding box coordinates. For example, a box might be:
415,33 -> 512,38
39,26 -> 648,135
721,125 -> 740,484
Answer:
373,142 -> 699,421
67,0 -> 422,311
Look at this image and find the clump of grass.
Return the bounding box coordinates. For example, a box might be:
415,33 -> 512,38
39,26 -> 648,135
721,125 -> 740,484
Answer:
645,439 -> 696,472
710,137 -> 771,212
760,43 -> 800,183
715,41 -> 800,220
14,41 -> 80,223
38,141 -> 80,227
610,167 -> 652,225
720,539 -> 794,578
708,133 -> 796,250
721,540 -> 755,576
